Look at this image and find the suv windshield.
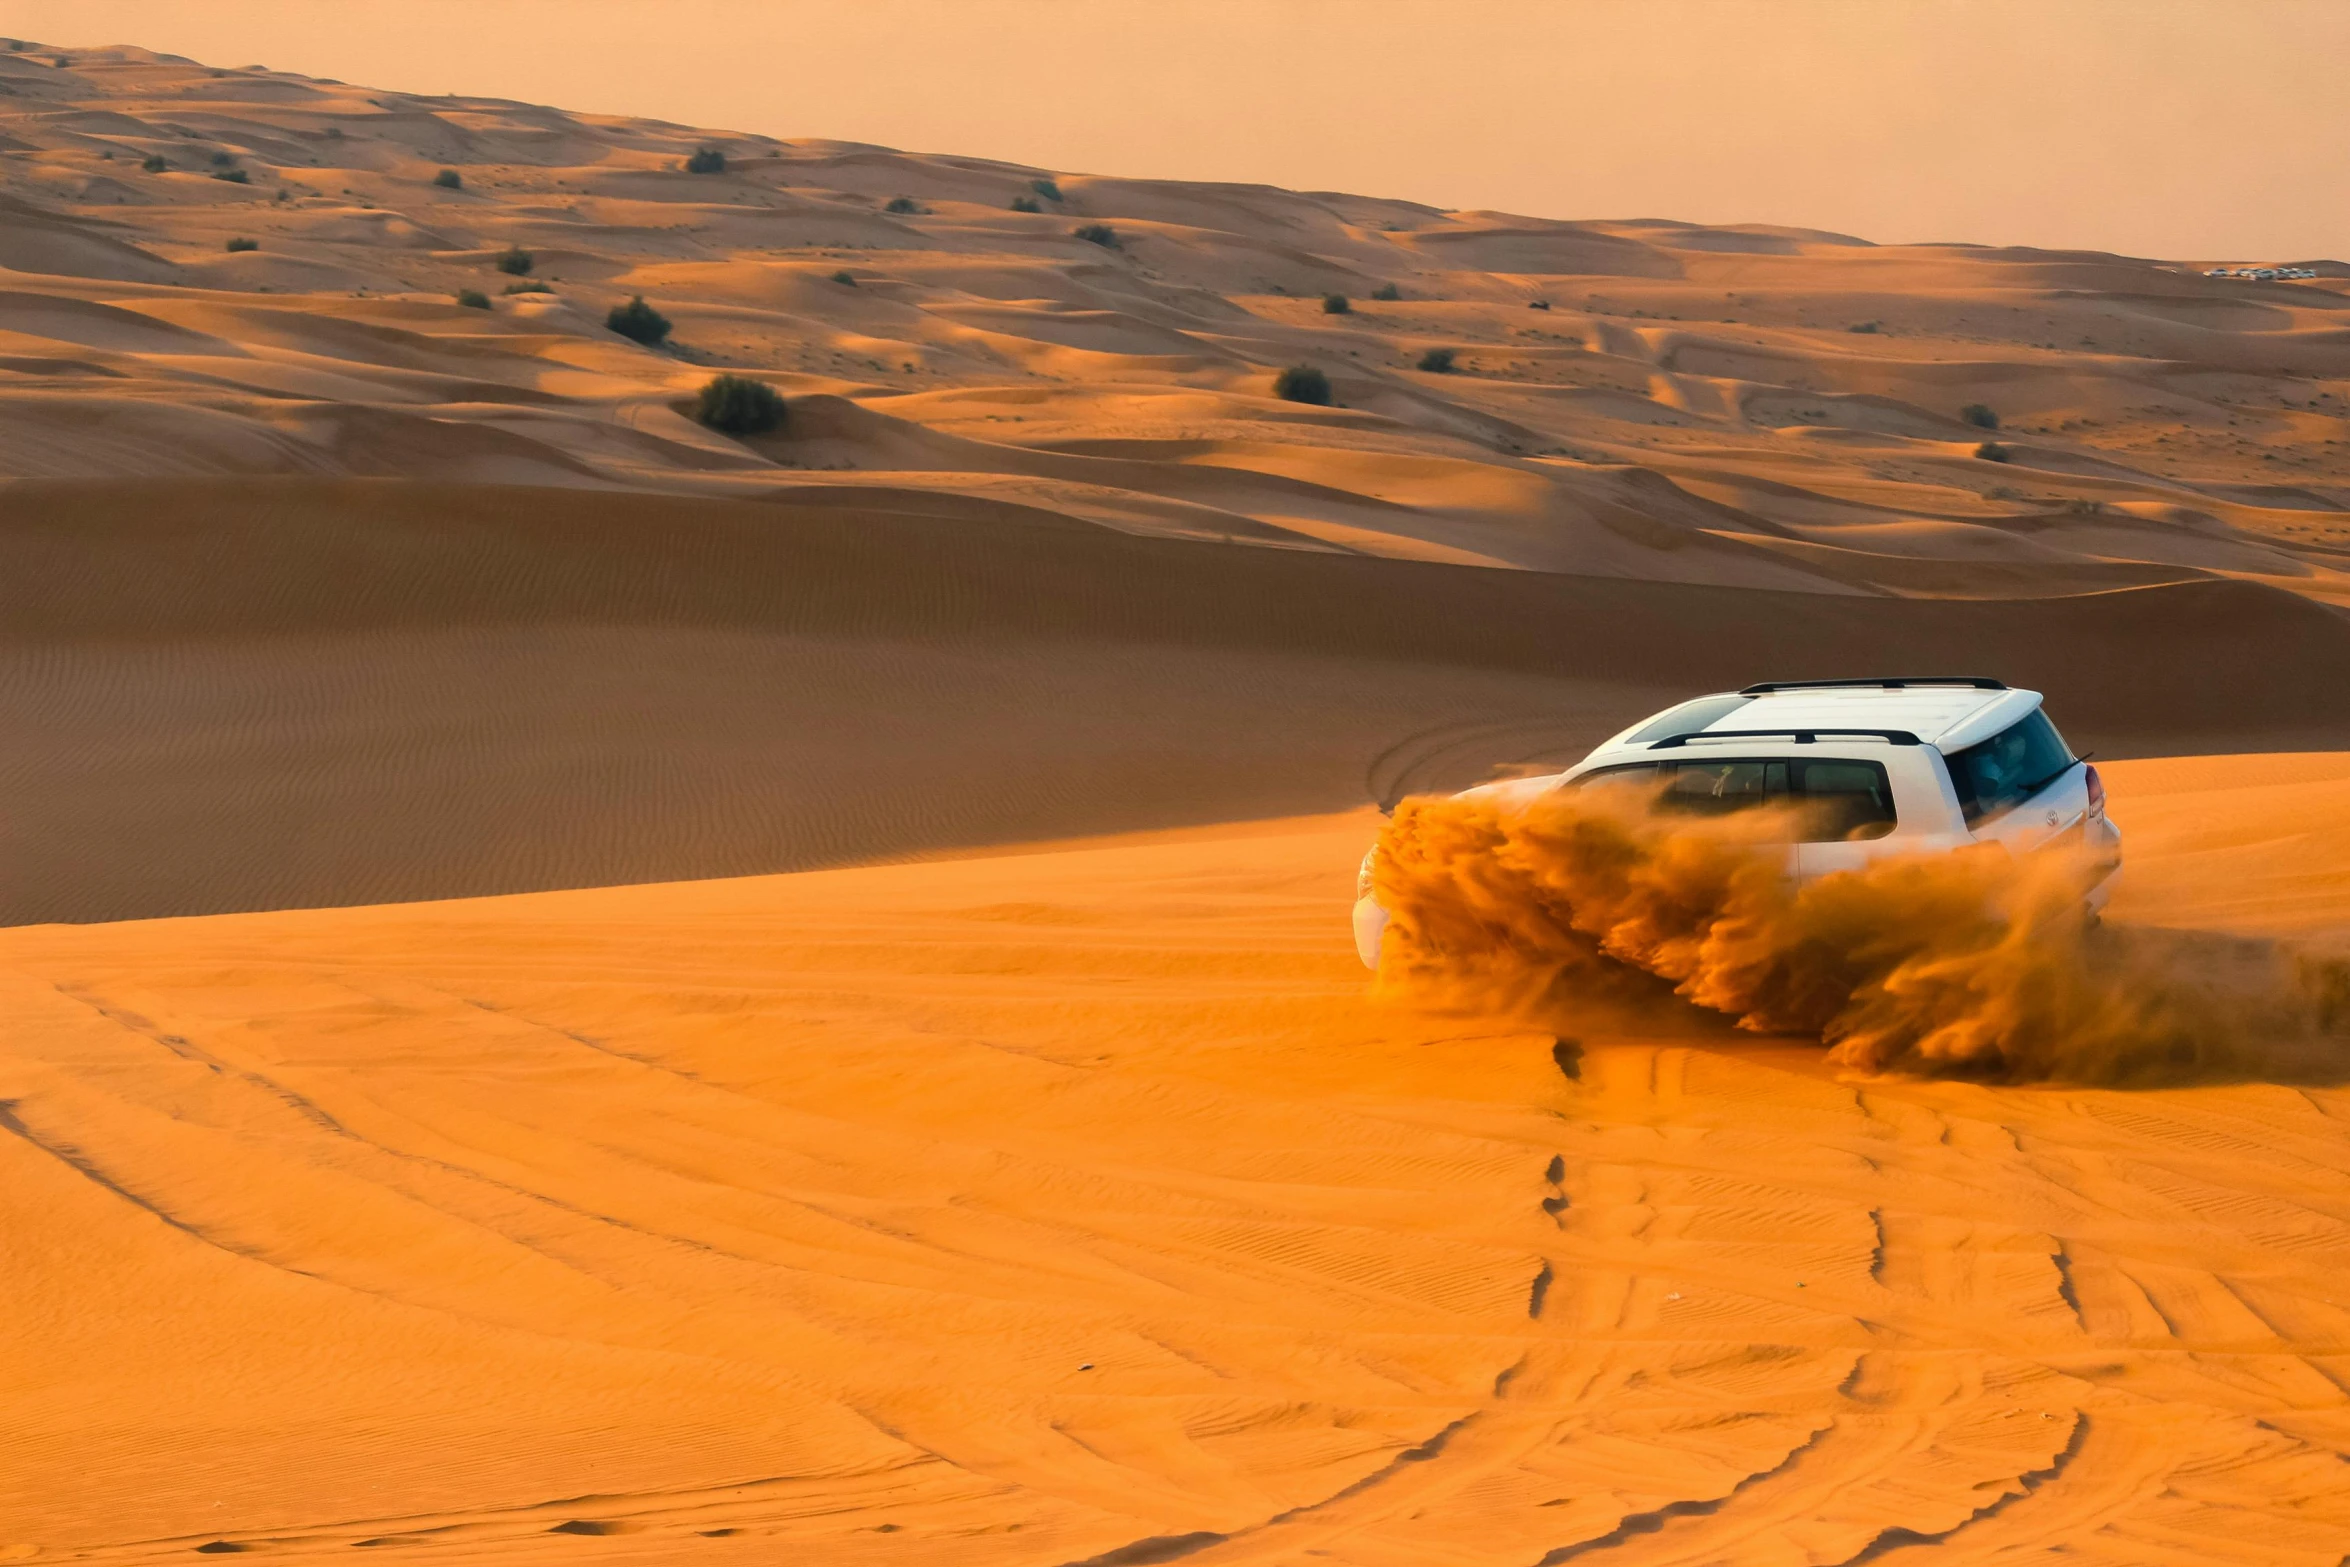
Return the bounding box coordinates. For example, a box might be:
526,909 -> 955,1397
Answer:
1943,709 -> 2073,823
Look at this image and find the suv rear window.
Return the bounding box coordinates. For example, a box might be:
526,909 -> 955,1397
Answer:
1576,756 -> 1896,841
1942,710 -> 2073,823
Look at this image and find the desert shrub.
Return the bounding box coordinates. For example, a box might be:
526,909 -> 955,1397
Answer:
495,245 -> 533,276
1528,299 -> 1551,310
1370,283 -> 1400,301
1848,320 -> 1880,333
455,289 -> 490,309
1960,402 -> 2000,429
1975,440 -> 2012,462
1031,178 -> 1062,201
141,153 -> 169,173
1073,223 -> 1118,249
433,168 -> 462,189
1322,293 -> 1350,315
606,295 -> 671,346
831,269 -> 857,285
224,236 -> 258,252
1417,346 -> 1456,373
324,125 -> 344,140
694,374 -> 787,435
501,280 -> 552,294
684,147 -> 726,175
210,168 -> 250,184
1008,195 -> 1040,213
211,150 -> 235,166
1273,364 -> 1332,405
885,195 -> 921,214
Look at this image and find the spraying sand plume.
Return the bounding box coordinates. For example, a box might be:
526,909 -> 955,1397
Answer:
1372,786 -> 2350,1082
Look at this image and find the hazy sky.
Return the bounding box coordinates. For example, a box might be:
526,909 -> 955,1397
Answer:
16,0 -> 2342,260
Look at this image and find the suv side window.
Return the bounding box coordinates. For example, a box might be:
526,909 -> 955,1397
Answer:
1657,759 -> 1786,815
1574,757 -> 1895,842
1943,710 -> 2073,824
1793,759 -> 1897,841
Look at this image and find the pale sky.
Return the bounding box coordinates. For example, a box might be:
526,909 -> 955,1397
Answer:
11,0 -> 2341,261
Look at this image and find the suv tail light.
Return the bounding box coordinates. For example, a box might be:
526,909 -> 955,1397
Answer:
2083,763 -> 2105,818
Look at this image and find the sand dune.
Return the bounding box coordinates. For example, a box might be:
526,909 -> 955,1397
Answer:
0,44 -> 2345,599
9,477 -> 2350,926
4,37 -> 2350,1565
3,757 -> 2346,1564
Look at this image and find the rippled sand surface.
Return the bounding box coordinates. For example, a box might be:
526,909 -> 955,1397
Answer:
5,756 -> 2346,1565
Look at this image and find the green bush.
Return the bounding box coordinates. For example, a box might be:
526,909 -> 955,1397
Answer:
831,269 -> 857,286
1008,195 -> 1041,213
885,195 -> 921,214
1417,346 -> 1456,373
684,147 -> 726,175
141,153 -> 169,173
495,245 -> 533,276
211,168 -> 250,184
1273,364 -> 1332,405
1370,283 -> 1400,301
1073,223 -> 1118,249
1961,403 -> 1999,429
694,374 -> 787,435
501,280 -> 552,294
1031,178 -> 1062,201
432,168 -> 462,189
1974,440 -> 2012,462
224,236 -> 258,252
607,295 -> 671,347
455,289 -> 491,310
1322,293 -> 1350,315
211,150 -> 235,167
1528,299 -> 1551,310
1848,320 -> 1880,334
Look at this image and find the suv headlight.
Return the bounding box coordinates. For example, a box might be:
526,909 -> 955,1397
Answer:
1356,847 -> 1378,901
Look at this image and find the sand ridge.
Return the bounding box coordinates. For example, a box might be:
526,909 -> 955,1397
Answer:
2,758 -> 2347,1563
0,43 -> 2345,601
9,478 -> 2350,926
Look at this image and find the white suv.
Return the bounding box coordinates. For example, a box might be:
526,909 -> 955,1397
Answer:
1355,677 -> 2121,967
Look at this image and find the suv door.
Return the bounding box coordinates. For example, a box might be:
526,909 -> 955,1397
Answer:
1790,757 -> 1901,880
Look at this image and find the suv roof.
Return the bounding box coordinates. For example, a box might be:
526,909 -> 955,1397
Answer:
1606,680 -> 2045,756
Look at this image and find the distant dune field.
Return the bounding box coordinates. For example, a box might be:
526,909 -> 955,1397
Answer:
4,39 -> 2350,1567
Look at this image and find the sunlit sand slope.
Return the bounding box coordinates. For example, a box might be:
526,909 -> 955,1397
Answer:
4,756 -> 2347,1564
2,44 -> 2348,601
9,479 -> 2350,925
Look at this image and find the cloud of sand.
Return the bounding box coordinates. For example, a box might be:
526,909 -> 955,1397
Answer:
1371,786 -> 2350,1083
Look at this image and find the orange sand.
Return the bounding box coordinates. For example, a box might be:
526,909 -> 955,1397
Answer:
4,755 -> 2346,1564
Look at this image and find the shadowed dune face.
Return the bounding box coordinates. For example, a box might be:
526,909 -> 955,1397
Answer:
2,757 -> 2348,1563
0,45 -> 2346,600
8,478 -> 2350,925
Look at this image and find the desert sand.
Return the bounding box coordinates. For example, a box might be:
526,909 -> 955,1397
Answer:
4,38 -> 2350,1566
4,755 -> 2349,1564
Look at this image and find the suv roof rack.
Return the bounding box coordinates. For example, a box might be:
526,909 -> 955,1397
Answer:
1650,727 -> 1921,748
1739,676 -> 2007,695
